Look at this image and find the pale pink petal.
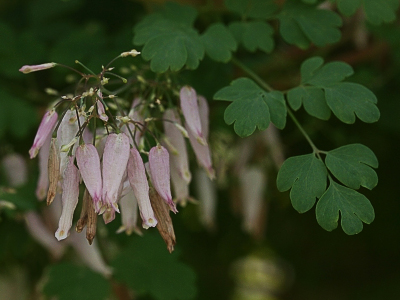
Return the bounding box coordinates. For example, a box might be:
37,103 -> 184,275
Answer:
170,160 -> 190,206
102,133 -> 130,212
180,86 -> 206,145
76,144 -> 103,212
149,145 -> 177,213
127,148 -> 158,228
55,156 -> 80,241
187,124 -> 215,179
163,108 -> 191,183
117,189 -> 142,235
29,109 -> 58,159
57,109 -> 80,176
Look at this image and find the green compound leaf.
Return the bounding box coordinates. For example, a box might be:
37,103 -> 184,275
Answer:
112,233 -> 197,300
278,1 -> 342,48
201,23 -> 237,62
224,0 -> 279,19
288,57 -> 380,123
301,57 -> 354,86
287,87 -> 331,120
133,3 -> 204,72
316,181 -> 375,235
228,21 -> 274,53
336,0 -> 399,25
214,77 -> 286,137
325,144 -> 378,190
277,154 -> 328,213
42,263 -> 111,300
325,82 -> 380,123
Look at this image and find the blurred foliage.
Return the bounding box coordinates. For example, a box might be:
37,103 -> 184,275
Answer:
1,0 -> 400,300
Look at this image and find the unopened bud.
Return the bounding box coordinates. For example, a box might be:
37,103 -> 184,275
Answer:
19,62 -> 56,74
149,188 -> 176,253
120,49 -> 141,57
47,138 -> 60,205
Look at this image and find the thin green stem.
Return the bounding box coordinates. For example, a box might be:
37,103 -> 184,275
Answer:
231,57 -> 273,92
287,108 -> 320,155
232,57 -> 325,158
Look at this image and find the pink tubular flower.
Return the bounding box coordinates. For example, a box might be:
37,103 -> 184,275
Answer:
55,156 -> 80,241
148,145 -> 177,213
76,144 -> 103,212
102,133 -> 130,213
127,148 -> 158,228
29,109 -> 58,159
163,108 -> 191,184
180,86 -> 206,145
195,169 -> 217,230
19,62 -> 56,74
36,134 -> 51,200
117,188 -> 142,235
187,124 -> 215,180
170,161 -> 190,206
57,109 -> 80,175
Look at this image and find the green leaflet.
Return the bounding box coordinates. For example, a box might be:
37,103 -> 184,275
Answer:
213,77 -> 286,137
42,263 -> 111,300
325,144 -> 378,190
287,87 -> 331,120
224,0 -> 278,19
316,181 -> 375,235
301,56 -> 354,86
112,233 -> 197,300
336,0 -> 399,25
228,21 -> 274,53
277,153 -> 328,213
287,56 -> 380,123
278,1 -> 342,48
133,3 -> 204,72
201,23 -> 237,62
325,82 -> 380,123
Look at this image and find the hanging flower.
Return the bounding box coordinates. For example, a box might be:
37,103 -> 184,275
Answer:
29,109 -> 58,159
102,133 -> 130,213
76,143 -> 103,212
127,148 -> 158,228
148,145 -> 177,213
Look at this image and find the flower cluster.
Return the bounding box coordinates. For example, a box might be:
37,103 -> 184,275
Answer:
21,52 -> 214,249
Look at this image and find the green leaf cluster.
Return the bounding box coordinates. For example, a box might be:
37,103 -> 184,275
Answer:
133,2 -> 204,72
214,77 -> 286,137
224,0 -> 277,54
278,1 -> 342,48
112,233 -> 197,300
42,263 -> 111,300
335,0 -> 399,25
277,144 -> 378,235
287,56 -> 380,123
